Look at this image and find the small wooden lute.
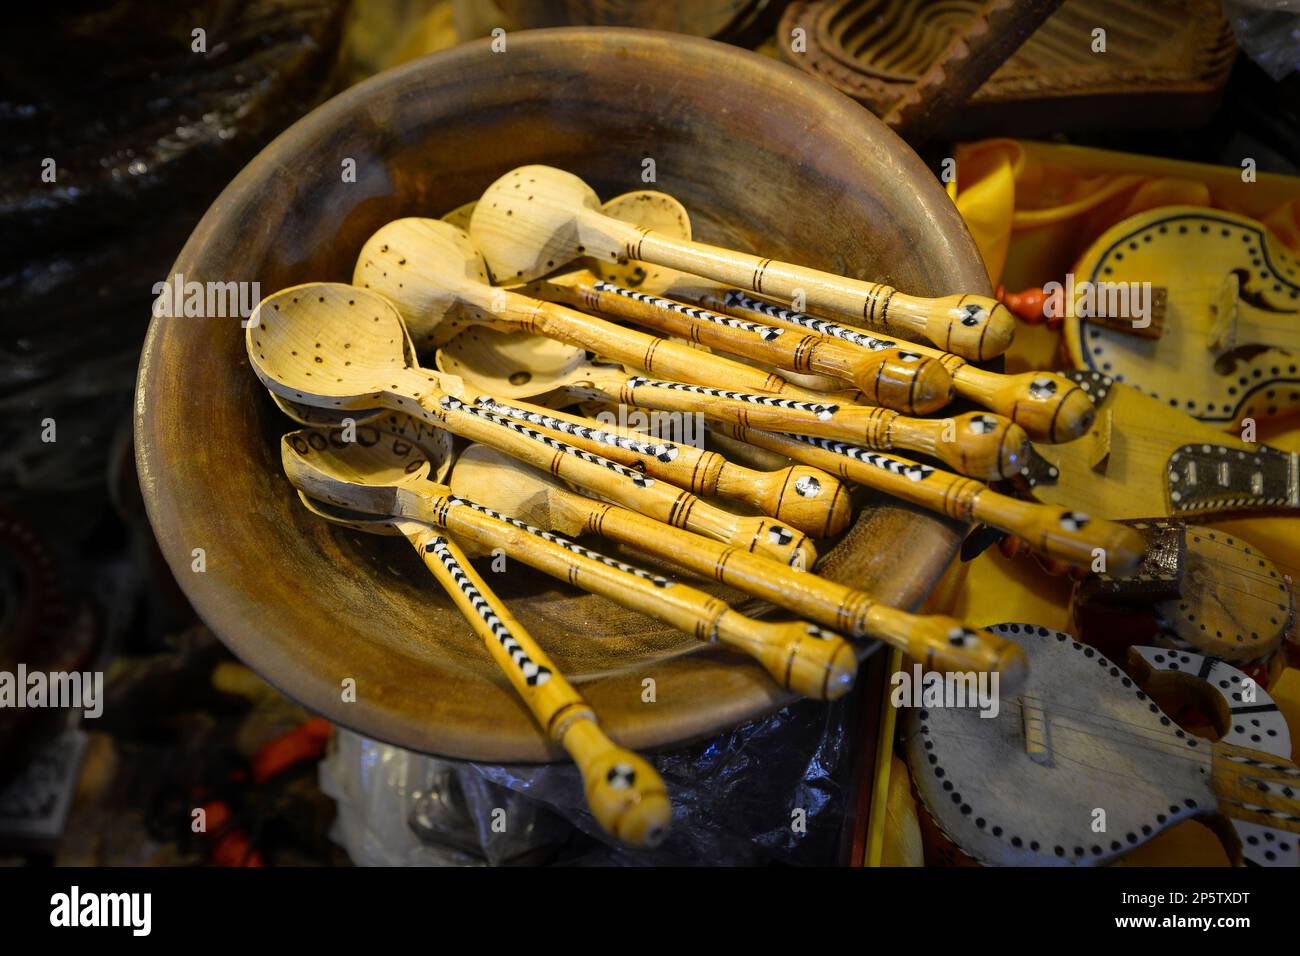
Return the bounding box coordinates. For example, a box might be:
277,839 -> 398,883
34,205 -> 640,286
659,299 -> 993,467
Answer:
905,623 -> 1300,866
1052,206 -> 1300,425
1026,372 -> 1300,520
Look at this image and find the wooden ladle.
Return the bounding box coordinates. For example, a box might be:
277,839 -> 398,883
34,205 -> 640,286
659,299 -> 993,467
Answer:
576,189 -> 1095,444
353,217 -> 949,411
280,427 -> 858,701
280,496 -> 670,847
438,326 -> 1030,481
468,165 -> 1016,361
451,443 -> 1028,683
246,283 -> 816,568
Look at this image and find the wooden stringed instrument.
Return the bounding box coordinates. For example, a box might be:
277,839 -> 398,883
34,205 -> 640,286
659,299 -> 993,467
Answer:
1071,519 -> 1292,665
1053,206 -> 1300,425
904,623 -> 1300,866
1024,372 -> 1300,521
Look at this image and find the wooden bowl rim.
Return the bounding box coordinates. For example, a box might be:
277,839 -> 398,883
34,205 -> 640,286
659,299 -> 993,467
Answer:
134,26 -> 989,762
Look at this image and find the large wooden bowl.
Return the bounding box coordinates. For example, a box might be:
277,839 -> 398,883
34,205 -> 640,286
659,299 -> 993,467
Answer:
135,28 -> 989,761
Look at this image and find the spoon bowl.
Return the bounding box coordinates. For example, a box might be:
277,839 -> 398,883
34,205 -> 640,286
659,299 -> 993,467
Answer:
248,283 -> 416,408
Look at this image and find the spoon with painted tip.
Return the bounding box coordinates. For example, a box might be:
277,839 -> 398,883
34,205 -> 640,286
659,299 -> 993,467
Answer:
580,188 -> 1094,444
466,165 -> 1016,361
284,487 -> 670,847
270,346 -> 850,539
281,428 -> 858,701
712,421 -> 1150,576
451,444 -> 1029,684
438,325 -> 1030,481
280,379 -> 853,539
247,282 -> 816,568
523,190 -> 955,415
354,216 -> 831,403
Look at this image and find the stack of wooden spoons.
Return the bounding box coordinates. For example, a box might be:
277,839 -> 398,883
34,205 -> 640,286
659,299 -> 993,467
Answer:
244,165 -> 1148,848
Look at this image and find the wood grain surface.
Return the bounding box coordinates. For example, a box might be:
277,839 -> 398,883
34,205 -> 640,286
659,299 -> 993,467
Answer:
134,27 -> 992,761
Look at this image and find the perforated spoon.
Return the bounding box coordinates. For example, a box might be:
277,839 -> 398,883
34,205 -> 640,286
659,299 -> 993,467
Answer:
468,165 -> 1016,361
246,282 -> 816,567
270,342 -> 851,538
353,217 -> 850,404
281,427 -> 857,701
451,444 -> 1028,683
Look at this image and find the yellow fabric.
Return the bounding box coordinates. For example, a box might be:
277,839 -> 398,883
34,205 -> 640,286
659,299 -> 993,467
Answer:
947,139 -> 1300,289
944,136 -> 1300,587
912,143 -> 1300,867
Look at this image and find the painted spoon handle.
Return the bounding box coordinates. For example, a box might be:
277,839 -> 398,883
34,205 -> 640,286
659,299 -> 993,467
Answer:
401,374 -> 818,568
548,493 -> 1025,681
402,523 -> 670,848
468,394 -> 852,538
712,421 -> 1148,576
545,273 -> 953,415
494,289 -> 835,403
572,369 -> 1027,482
712,289 -> 1096,443
580,210 -> 1016,362
421,494 -> 858,701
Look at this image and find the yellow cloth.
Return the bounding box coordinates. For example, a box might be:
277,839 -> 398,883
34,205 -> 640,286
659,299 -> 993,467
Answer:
947,139 -> 1300,289
916,143 -> 1300,866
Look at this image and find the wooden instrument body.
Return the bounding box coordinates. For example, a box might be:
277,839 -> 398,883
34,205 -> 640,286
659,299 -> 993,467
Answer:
905,624 -> 1300,866
1030,375 -> 1300,520
1064,207 -> 1300,425
1073,520 -> 1292,664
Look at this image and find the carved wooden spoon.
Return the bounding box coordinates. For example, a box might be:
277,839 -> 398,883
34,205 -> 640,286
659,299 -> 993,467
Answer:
450,443 -> 1028,684
579,189 -> 1095,444
281,484 -> 669,844
467,165 -> 1016,361
353,216 -> 853,404
246,283 -> 816,568
281,427 -> 858,701
438,326 -> 1029,481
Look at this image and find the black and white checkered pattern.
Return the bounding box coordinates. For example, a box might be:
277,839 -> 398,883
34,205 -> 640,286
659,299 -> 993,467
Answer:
722,289 -> 895,352
447,496 -> 676,589
625,377 -> 838,421
440,396 -> 656,487
785,433 -> 935,482
595,280 -> 786,340
425,536 -> 552,686
474,396 -> 678,463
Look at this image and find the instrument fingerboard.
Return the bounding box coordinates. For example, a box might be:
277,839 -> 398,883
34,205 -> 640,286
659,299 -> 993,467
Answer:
1166,443 -> 1300,516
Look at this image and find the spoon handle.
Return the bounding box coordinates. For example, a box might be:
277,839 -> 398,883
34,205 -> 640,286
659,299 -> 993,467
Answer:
404,376 -> 818,568
712,422 -> 1148,576
498,289 -> 838,404
595,374 -> 1028,482
711,289 -> 1096,443
581,211 -> 1016,362
422,495 -> 858,701
403,524 -> 670,848
550,494 -> 1025,681
469,394 -> 853,538
547,274 -> 953,415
